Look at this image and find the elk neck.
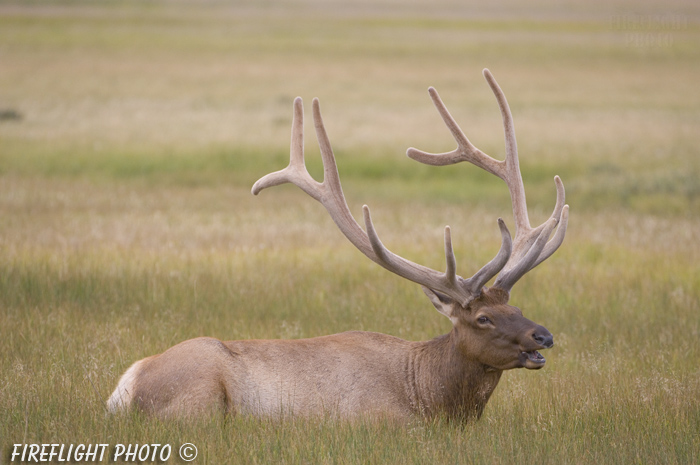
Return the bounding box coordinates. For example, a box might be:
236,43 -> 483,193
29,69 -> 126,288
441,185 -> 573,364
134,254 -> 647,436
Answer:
405,329 -> 503,421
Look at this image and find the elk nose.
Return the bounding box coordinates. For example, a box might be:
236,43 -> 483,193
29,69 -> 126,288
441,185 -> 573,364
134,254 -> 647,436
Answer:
532,328 -> 554,348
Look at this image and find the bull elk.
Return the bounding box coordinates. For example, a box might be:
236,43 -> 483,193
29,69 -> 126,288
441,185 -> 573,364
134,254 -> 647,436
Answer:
108,69 -> 569,422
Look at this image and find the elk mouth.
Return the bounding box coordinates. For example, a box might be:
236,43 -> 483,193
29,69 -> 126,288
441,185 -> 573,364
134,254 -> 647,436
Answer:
520,350 -> 546,369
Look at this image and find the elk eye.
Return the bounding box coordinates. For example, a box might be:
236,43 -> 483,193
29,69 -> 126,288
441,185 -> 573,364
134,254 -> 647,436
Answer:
477,316 -> 491,325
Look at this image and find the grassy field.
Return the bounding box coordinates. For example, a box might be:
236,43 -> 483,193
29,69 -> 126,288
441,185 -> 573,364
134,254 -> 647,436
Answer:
1,0 -> 699,463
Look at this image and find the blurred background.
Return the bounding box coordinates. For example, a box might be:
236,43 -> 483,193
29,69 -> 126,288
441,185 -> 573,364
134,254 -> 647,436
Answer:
1,0 -> 698,463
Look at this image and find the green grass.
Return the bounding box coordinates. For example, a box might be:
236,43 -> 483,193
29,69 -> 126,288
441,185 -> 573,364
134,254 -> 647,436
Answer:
1,0 -> 700,463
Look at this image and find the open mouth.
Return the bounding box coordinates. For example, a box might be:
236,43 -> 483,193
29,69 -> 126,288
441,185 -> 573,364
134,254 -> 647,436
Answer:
521,350 -> 546,369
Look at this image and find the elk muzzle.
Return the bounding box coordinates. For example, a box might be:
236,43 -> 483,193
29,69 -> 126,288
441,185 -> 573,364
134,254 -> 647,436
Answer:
520,325 -> 554,369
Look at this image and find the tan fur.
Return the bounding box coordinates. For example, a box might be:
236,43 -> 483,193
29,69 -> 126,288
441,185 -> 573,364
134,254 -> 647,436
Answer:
107,357 -> 148,413
108,288 -> 552,421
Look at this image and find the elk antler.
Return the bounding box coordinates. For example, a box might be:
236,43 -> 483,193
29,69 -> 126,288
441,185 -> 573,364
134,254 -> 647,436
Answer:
252,96 -> 512,307
406,69 -> 569,293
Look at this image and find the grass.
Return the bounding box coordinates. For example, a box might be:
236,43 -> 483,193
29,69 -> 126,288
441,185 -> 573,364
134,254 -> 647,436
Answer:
1,0 -> 700,463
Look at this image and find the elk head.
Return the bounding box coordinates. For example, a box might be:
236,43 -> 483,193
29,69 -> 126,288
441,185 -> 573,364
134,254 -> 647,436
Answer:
252,68 -> 568,374
423,286 -> 553,371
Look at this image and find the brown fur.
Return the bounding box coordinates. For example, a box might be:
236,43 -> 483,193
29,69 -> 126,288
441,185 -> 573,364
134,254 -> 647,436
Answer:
108,287 -> 552,422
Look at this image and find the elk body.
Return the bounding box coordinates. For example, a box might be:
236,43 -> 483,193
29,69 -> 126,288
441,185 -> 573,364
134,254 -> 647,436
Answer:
108,69 -> 569,422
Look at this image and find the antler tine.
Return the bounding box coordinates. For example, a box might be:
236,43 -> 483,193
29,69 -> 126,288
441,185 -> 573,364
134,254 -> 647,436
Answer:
406,71 -> 530,235
482,68 -> 530,235
524,176 -> 567,267
406,87 -> 503,176
313,98 -> 341,195
534,204 -> 568,269
503,175 -> 568,276
463,218 -> 513,295
251,97 -> 322,200
483,70 -> 569,281
404,69 -> 569,292
363,206 -> 477,306
310,98 -> 381,255
443,225 -> 457,284
494,216 -> 558,293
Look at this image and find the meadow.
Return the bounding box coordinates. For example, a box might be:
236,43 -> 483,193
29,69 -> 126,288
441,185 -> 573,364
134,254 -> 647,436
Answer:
1,0 -> 699,463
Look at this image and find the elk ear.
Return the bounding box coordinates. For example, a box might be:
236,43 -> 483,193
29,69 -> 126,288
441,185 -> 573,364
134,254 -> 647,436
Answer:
421,286 -> 459,321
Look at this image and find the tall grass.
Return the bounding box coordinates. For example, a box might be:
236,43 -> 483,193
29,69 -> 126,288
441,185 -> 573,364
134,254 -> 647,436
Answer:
1,0 -> 699,463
